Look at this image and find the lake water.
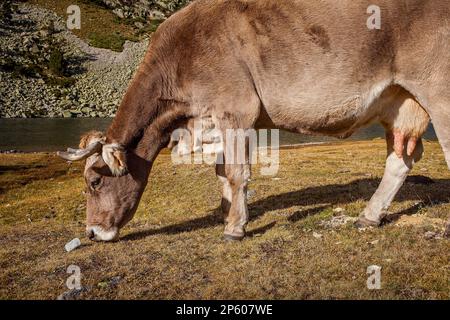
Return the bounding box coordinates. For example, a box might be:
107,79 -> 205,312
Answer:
0,118 -> 438,152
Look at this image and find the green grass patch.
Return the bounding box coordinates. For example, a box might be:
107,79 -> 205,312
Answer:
87,32 -> 127,52
28,0 -> 140,51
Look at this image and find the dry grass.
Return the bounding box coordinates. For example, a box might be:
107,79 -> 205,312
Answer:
0,140 -> 449,299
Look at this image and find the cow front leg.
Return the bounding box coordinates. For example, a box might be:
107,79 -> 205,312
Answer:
221,163 -> 251,241
356,131 -> 424,227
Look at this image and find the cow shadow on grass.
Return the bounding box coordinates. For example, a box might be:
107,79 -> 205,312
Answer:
123,177 -> 450,241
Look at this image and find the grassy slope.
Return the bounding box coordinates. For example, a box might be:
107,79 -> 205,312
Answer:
27,0 -> 141,51
0,140 -> 449,299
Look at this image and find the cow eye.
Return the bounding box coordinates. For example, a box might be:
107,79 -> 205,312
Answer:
90,177 -> 102,190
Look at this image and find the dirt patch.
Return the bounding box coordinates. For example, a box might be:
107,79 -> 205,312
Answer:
394,215 -> 444,228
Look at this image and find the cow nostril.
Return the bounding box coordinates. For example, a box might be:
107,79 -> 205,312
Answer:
86,229 -> 95,241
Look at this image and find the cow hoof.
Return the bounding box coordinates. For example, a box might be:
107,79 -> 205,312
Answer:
354,217 -> 380,229
223,233 -> 245,242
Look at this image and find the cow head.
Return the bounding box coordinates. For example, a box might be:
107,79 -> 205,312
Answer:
57,131 -> 150,242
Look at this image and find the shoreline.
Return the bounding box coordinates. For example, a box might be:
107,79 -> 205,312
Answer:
0,141 -> 371,154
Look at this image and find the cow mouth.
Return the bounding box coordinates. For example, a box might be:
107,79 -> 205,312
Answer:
86,225 -> 119,242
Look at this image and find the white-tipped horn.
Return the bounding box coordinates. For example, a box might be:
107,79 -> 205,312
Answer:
57,141 -> 103,161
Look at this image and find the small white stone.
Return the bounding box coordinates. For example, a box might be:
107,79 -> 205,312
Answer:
65,238 -> 81,252
247,190 -> 257,199
333,207 -> 345,213
312,232 -> 323,239
424,231 -> 441,240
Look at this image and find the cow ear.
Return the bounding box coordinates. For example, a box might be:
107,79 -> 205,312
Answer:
102,143 -> 128,176
79,131 -> 105,149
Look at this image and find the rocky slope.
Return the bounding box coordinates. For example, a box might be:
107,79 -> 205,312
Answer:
0,1 -> 190,118
101,0 -> 191,21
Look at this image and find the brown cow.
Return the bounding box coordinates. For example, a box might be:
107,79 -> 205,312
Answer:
58,0 -> 450,241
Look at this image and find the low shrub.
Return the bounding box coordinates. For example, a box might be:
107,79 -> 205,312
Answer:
48,49 -> 64,76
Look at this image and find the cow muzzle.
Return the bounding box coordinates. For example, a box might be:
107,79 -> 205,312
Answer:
86,226 -> 119,242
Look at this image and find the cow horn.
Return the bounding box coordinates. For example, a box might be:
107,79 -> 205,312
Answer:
57,140 -> 104,161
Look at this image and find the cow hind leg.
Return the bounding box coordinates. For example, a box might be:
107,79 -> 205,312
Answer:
356,134 -> 424,227
426,97 -> 450,237
434,119 -> 450,237
216,163 -> 232,218
356,92 -> 429,227
356,132 -> 423,228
